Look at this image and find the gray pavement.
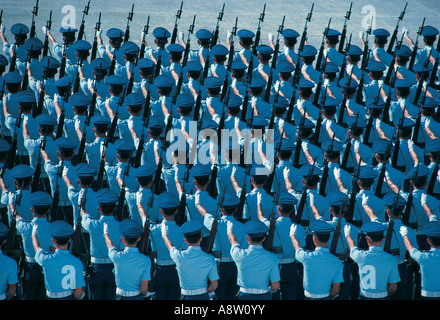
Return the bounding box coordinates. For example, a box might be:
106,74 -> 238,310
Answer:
1,0 -> 439,55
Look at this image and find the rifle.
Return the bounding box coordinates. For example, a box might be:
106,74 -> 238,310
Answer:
312,84 -> 327,146
340,112 -> 359,171
294,158 -> 316,225
124,3 -> 135,42
428,36 -> 440,88
138,15 -> 150,60
6,111 -> 22,170
72,185 -> 88,257
345,156 -> 362,225
134,89 -> 152,168
77,85 -> 97,164
236,165 -> 251,222
35,58 -> 51,118
315,18 -> 332,72
412,58 -> 431,106
374,133 -> 395,198
30,0 -> 39,38
337,67 -> 355,125
153,141 -> 168,195
330,194 -> 349,256
384,189 -> 401,253
292,2 -> 314,86
42,11 -> 52,57
96,136 -> 108,190
293,106 -> 307,168
382,76 -> 396,125
220,17 -> 238,103
73,56 -> 84,93
319,134 -> 335,196
50,157 -> 63,222
56,89 -> 70,139
285,86 -> 296,125
263,15 -> 285,103
338,33 -> 352,83
176,166 -> 189,227
363,89 -> 382,146
21,44 -> 33,91
252,3 -> 267,57
139,195 -> 157,258
263,185 -> 282,253
5,181 -> 24,257
170,1 -> 184,45
239,53 -> 253,122
408,17 -> 426,72
77,0 -> 90,41
387,3 -> 408,54
31,135 -> 47,192
91,12 -> 102,61
182,15 -> 196,67
402,163 -> 419,227
391,110 -> 406,169
205,186 -> 226,257
427,153 -> 440,196
108,88 -> 127,143
116,164 -> 129,221
211,3 -> 225,47
338,2 -> 353,54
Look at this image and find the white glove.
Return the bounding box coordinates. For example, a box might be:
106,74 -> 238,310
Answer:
208,292 -> 216,299
401,27 -> 408,36
96,28 -> 102,36
161,222 -> 168,237
257,192 -> 262,205
227,30 -> 233,41
361,193 -> 368,206
227,220 -> 234,234
359,31 -> 364,39
326,120 -> 332,130
333,167 -> 341,180
267,32 -> 274,42
41,26 -> 47,34
231,165 -> 237,178
421,193 -> 427,206
408,139 -> 414,150
234,116 -> 240,128
278,118 -> 285,128
354,140 -> 360,153
429,216 -> 439,222
289,223 -> 298,237
32,224 -> 38,236
103,223 -> 109,235
399,225 -> 408,238
301,141 -> 308,152
178,31 -> 184,40
153,140 -> 160,151
344,224 -> 352,237
283,167 -> 290,179
257,139 -> 264,151
309,193 -> 315,206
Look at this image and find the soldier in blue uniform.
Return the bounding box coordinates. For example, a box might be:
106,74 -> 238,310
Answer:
196,191 -> 247,300
80,188 -> 123,300
0,23 -> 29,65
400,221 -> 440,300
291,219 -> 344,300
15,191 -> 53,300
104,218 -> 151,300
163,219 -> 219,300
43,137 -> 76,225
144,27 -> 171,70
0,222 -> 19,300
344,221 -> 400,299
228,219 -> 280,300
143,191 -> 186,300
34,220 -> 86,300
44,27 -> 78,65
257,191 -> 306,300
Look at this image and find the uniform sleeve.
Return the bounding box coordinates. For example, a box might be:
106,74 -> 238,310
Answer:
74,258 -> 86,289
333,260 -> 344,283
140,258 -> 151,281
6,258 -> 18,285
207,257 -> 220,281
203,213 -> 214,230
388,260 -> 401,284
81,214 -> 91,232
269,255 -> 281,283
295,248 -> 307,263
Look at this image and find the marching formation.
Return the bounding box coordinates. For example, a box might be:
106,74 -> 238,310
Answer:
0,1 -> 440,301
